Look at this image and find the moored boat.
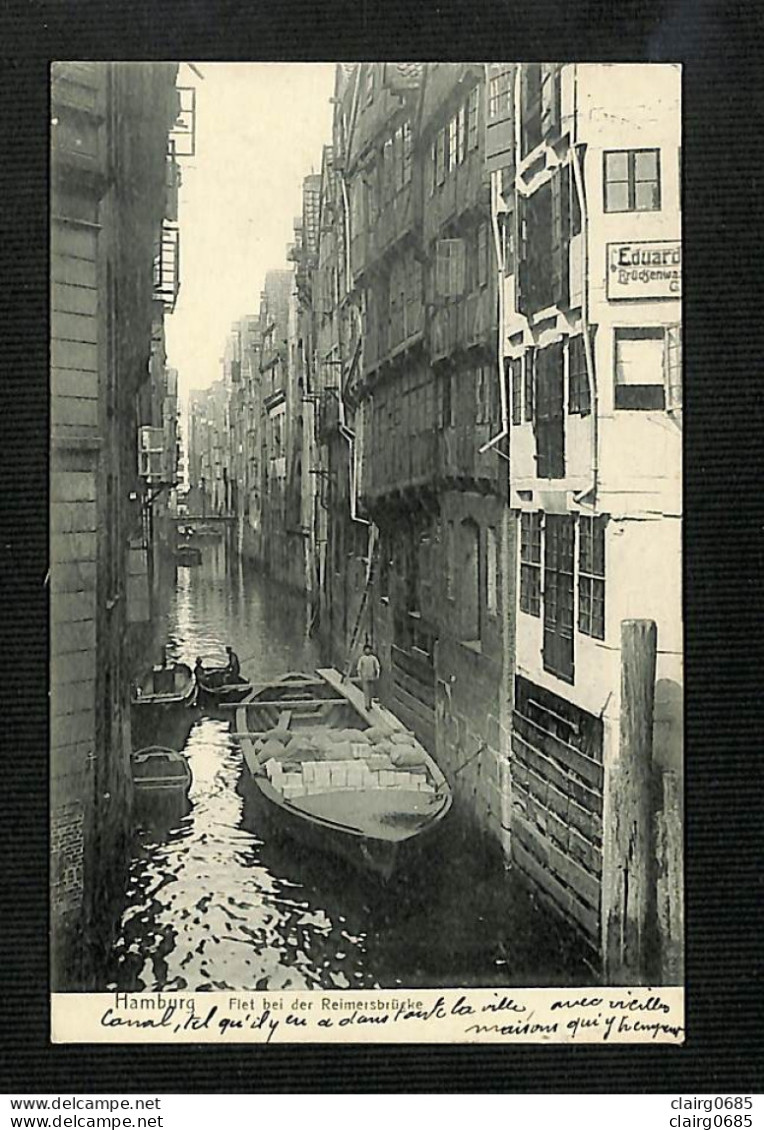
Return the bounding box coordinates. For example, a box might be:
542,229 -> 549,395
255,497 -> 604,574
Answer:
131,660 -> 198,748
234,668 -> 452,881
131,746 -> 192,793
196,667 -> 252,709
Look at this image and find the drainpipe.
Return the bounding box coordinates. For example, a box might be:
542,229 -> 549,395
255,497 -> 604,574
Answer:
479,164 -> 509,459
570,131 -> 598,506
337,69 -> 369,530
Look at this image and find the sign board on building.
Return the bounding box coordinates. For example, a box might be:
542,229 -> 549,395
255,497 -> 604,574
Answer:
607,241 -> 681,300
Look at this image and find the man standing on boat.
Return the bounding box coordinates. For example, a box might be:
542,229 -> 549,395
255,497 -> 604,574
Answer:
357,641 -> 381,712
225,645 -> 241,680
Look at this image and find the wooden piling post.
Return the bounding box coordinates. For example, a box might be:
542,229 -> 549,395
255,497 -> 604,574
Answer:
603,619 -> 657,984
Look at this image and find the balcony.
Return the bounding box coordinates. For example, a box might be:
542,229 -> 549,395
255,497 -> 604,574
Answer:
153,222 -> 180,313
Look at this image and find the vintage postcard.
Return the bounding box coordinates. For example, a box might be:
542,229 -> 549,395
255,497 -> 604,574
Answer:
50,61 -> 683,1044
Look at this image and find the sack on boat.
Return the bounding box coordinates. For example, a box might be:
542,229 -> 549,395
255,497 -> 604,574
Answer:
390,745 -> 426,767
389,730 -> 418,746
258,738 -> 287,763
342,728 -> 370,744
365,724 -> 394,744
269,727 -> 292,744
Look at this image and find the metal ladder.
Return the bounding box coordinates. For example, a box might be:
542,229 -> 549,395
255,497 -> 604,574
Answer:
342,522 -> 379,683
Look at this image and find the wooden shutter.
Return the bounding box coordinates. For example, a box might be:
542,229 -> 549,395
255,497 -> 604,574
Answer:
535,342 -> 564,479
541,65 -> 561,140
550,168 -> 570,308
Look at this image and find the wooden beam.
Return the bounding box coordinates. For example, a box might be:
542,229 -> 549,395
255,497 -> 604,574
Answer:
602,619 -> 658,984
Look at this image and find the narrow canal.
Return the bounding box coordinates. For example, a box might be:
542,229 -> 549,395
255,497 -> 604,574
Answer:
106,540 -> 594,992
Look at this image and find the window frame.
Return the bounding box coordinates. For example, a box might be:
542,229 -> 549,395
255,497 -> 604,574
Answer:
578,515 -> 606,640
614,326 -> 667,411
467,86 -> 480,150
486,525 -> 499,614
520,511 -> 542,618
603,148 -> 662,214
543,513 -> 575,683
568,334 -> 590,416
510,356 -> 523,425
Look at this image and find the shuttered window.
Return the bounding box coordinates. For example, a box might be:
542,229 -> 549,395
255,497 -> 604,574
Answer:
448,116 -> 458,172
510,356 -> 522,425
486,526 -> 499,613
535,341 -> 565,478
540,64 -> 561,140
568,334 -> 590,415
467,87 -> 480,149
435,239 -> 466,299
524,345 -> 535,422
543,514 -> 575,683
521,64 -> 543,157
477,222 -> 489,288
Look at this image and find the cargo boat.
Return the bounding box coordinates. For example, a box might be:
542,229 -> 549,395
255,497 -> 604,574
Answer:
234,668 -> 452,881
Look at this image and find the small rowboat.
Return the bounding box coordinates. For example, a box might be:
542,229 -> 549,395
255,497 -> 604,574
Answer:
132,746 -> 192,793
196,667 -> 252,709
235,668 -> 452,881
131,661 -> 198,748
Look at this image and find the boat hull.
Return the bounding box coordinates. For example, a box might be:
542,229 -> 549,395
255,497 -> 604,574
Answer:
131,664 -> 197,747
131,746 -> 192,795
235,669 -> 452,882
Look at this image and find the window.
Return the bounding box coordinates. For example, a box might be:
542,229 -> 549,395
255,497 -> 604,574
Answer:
604,149 -> 661,213
467,87 -> 480,149
543,513 -> 575,682
435,239 -> 466,298
521,64 -> 543,157
430,139 -> 438,196
540,64 -> 561,140
489,67 -> 512,120
457,104 -> 467,163
578,516 -> 606,639
486,526 -> 498,613
460,518 -> 481,642
402,120 -> 413,184
568,334 -> 590,415
448,116 -> 458,172
665,324 -> 682,411
523,347 -> 535,422
477,223 -> 489,288
614,327 -> 666,410
535,340 -> 565,478
510,356 -> 522,425
520,512 -> 541,617
435,129 -> 446,187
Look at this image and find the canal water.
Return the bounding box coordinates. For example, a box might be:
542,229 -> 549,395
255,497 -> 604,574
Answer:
106,539 -> 594,992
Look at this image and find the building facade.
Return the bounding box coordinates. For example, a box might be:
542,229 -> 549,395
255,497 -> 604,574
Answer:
51,62 -> 181,988
495,63 -> 682,969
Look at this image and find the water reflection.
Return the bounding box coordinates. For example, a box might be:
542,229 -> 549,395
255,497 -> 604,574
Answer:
108,542 -> 592,991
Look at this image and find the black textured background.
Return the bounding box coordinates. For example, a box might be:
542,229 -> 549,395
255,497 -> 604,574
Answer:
1,0 -> 762,1094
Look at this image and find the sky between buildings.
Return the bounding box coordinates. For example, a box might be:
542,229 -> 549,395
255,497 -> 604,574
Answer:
166,62 -> 336,405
